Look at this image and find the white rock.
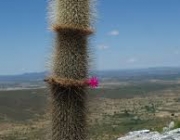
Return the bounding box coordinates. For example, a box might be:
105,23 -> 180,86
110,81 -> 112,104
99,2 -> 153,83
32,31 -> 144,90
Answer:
162,127 -> 169,132
117,128 -> 180,140
168,121 -> 175,130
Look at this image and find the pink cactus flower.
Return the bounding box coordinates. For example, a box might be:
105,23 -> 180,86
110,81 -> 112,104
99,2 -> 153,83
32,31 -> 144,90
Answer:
86,77 -> 99,88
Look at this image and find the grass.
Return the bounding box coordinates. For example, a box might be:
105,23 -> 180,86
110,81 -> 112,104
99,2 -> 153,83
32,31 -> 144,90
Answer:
88,112 -> 172,140
0,88 -> 48,122
90,82 -> 180,99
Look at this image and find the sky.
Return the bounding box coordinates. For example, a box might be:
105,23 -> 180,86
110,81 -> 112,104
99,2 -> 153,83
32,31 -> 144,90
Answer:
0,0 -> 180,75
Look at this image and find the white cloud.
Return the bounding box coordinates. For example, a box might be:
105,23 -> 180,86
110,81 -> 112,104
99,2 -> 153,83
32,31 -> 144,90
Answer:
97,45 -> 109,50
108,30 -> 119,36
127,58 -> 137,63
21,68 -> 26,71
174,50 -> 180,55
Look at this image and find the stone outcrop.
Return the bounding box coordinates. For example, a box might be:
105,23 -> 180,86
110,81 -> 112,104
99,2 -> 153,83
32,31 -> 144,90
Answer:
117,128 -> 180,140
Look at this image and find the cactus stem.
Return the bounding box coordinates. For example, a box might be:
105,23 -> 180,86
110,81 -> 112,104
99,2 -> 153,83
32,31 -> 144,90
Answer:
44,76 -> 89,88
51,24 -> 93,35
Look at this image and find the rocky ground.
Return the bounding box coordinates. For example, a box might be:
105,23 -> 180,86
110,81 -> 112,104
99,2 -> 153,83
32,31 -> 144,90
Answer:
118,128 -> 180,140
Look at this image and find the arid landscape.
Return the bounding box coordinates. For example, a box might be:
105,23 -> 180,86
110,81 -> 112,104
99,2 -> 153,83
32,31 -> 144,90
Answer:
1,68 -> 180,140
1,0 -> 179,139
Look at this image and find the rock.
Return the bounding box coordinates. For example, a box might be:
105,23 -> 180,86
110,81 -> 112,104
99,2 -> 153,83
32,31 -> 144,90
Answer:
117,128 -> 180,140
168,121 -> 175,130
162,127 -> 169,132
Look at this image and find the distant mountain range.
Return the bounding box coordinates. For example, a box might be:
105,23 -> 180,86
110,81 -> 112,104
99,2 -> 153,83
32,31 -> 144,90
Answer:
0,72 -> 47,83
1,67 -> 180,83
97,67 -> 180,79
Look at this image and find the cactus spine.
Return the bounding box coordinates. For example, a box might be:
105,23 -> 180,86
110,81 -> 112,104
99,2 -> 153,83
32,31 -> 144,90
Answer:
48,0 -> 93,140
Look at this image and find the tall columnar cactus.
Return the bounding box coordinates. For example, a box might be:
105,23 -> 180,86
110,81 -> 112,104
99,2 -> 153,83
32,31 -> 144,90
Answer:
46,0 -> 93,140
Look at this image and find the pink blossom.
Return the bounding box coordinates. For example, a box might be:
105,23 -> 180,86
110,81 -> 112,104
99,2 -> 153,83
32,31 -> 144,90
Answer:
86,77 -> 99,88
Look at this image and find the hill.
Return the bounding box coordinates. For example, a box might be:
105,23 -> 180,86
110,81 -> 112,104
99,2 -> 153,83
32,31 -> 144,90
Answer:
1,67 -> 180,83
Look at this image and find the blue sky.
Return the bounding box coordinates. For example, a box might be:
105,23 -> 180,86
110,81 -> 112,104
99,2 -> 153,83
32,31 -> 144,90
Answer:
0,0 -> 180,75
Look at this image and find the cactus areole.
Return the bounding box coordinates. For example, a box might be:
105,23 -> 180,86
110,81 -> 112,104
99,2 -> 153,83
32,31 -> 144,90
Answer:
46,0 -> 94,140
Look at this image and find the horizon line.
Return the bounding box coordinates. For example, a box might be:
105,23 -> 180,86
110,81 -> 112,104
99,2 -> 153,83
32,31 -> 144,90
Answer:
1,66 -> 180,76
